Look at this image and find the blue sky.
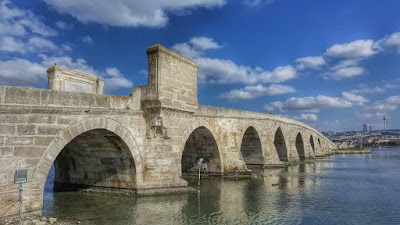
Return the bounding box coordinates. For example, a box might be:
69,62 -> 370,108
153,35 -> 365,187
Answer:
1,0 -> 400,132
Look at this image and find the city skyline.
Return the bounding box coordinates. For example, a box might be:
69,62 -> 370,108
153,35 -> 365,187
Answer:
1,0 -> 400,131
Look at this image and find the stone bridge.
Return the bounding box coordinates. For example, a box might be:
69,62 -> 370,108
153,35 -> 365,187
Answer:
0,45 -> 336,216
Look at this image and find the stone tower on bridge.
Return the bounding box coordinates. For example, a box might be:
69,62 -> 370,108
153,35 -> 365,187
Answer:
0,44 -> 336,217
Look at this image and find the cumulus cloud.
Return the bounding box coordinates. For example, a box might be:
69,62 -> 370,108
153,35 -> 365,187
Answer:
172,37 -> 297,84
0,58 -> 46,85
172,36 -> 221,58
0,36 -> 58,53
325,39 -> 377,59
295,56 -> 325,70
0,1 -> 57,37
294,113 -> 318,121
220,84 -> 295,100
43,0 -> 226,28
372,96 -> 400,111
264,94 -> 356,112
81,36 -> 93,44
197,58 -> 296,84
351,84 -> 386,94
341,92 -> 369,105
103,67 -> 133,90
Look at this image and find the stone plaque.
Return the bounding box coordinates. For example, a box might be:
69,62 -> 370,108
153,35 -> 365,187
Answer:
64,80 -> 92,93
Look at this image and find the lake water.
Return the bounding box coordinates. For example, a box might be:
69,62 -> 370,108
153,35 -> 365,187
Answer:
43,148 -> 400,225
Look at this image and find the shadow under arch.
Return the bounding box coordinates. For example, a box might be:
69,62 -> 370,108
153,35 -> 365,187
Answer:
181,126 -> 222,175
240,126 -> 264,165
295,133 -> 306,161
33,117 -> 144,195
310,135 -> 315,153
274,127 -> 288,161
181,119 -> 225,174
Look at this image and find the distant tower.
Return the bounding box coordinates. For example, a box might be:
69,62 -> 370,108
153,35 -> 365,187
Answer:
363,124 -> 368,132
383,116 -> 387,131
369,126 -> 372,132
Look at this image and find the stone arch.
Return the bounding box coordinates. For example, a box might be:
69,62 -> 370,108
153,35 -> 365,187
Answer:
273,127 -> 288,161
32,117 -> 144,192
310,135 -> 315,153
239,126 -> 264,165
295,132 -> 306,161
180,120 -> 225,173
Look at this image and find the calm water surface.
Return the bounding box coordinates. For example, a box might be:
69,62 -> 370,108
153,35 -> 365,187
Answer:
43,148 -> 400,225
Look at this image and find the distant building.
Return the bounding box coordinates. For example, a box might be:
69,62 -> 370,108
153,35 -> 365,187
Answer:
369,126 -> 372,132
363,124 -> 368,132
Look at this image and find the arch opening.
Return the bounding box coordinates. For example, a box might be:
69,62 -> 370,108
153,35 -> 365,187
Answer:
240,126 -> 264,165
295,133 -> 306,161
181,126 -> 221,175
45,129 -> 136,193
274,128 -> 288,161
310,135 -> 315,153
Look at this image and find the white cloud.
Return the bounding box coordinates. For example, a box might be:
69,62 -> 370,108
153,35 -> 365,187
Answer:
81,36 -> 93,44
325,39 -> 377,59
43,0 -> 226,28
372,95 -> 400,111
375,32 -> 400,51
190,37 -> 221,51
243,0 -> 275,7
220,84 -> 295,100
328,66 -> 364,79
0,0 -> 57,37
0,58 -> 46,85
103,67 -> 133,90
341,92 -> 369,105
265,95 -> 354,112
196,57 -> 296,84
173,36 -> 297,85
172,42 -> 202,59
55,21 -> 73,30
351,84 -> 386,94
295,113 -> 318,121
0,36 -> 58,53
355,112 -> 386,120
295,56 -> 325,70
324,59 -> 364,80
172,36 -> 221,58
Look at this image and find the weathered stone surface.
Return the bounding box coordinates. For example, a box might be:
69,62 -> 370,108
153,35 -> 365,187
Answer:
5,137 -> 34,146
28,115 -> 57,124
0,147 -> 13,157
0,124 -> 15,135
17,124 -> 36,135
37,125 -> 64,135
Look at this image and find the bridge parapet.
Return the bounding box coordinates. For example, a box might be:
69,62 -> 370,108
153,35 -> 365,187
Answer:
0,85 -> 133,110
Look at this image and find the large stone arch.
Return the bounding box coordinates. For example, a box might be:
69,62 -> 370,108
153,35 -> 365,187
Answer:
239,126 -> 264,165
181,119 -> 225,173
273,127 -> 289,161
32,117 -> 144,193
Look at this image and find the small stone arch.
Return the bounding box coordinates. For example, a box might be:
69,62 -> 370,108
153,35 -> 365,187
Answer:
273,127 -> 288,161
181,119 -> 224,173
32,117 -> 144,191
310,135 -> 315,153
295,132 -> 306,161
239,126 -> 264,165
